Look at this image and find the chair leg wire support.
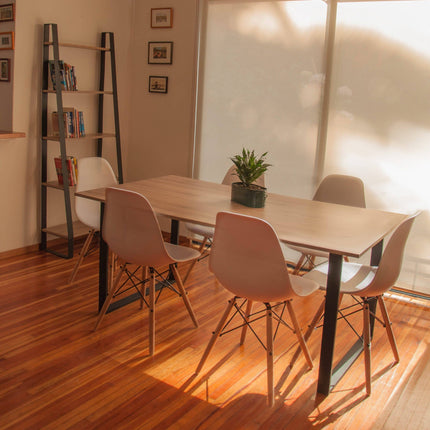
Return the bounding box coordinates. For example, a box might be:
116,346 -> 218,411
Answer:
196,297 -> 313,406
214,299 -> 295,352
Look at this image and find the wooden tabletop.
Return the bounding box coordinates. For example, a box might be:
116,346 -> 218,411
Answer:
76,175 -> 407,258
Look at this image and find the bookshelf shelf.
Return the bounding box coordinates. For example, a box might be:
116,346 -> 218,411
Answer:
42,133 -> 117,141
43,180 -> 74,190
40,23 -> 123,259
42,221 -> 90,240
44,41 -> 110,51
42,90 -> 114,95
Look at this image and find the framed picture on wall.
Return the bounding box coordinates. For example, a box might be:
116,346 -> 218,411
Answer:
0,58 -> 10,81
149,76 -> 168,93
151,8 -> 173,28
0,4 -> 15,22
0,32 -> 14,50
148,41 -> 173,64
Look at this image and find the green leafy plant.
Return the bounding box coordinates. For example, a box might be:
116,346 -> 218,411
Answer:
230,148 -> 271,188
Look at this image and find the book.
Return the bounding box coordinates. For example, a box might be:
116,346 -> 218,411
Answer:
52,108 -> 85,138
48,60 -> 78,91
54,156 -> 78,186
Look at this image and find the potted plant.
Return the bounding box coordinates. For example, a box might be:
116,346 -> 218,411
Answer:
230,148 -> 271,208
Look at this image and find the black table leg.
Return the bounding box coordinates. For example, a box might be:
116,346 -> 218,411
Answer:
98,202 -> 108,311
318,240 -> 384,395
317,253 -> 343,395
170,219 -> 179,244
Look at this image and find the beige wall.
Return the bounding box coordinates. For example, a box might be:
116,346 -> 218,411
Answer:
0,0 -> 15,130
0,0 -> 198,253
128,0 -> 198,181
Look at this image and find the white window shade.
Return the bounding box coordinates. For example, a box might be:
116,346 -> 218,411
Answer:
196,0 -> 326,197
195,0 -> 430,294
326,1 -> 430,293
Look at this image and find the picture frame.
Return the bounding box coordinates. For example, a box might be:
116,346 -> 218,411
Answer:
0,3 -> 14,22
149,76 -> 168,94
0,58 -> 10,81
151,8 -> 173,28
148,41 -> 173,65
0,32 -> 14,50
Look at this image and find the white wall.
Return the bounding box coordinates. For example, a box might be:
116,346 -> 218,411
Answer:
128,0 -> 198,181
0,0 -> 15,130
1,0 -> 135,253
0,0 -> 199,254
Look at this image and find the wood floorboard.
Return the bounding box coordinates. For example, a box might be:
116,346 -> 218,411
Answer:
0,245 -> 429,429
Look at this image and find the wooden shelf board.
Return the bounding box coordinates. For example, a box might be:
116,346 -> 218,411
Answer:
42,90 -> 113,95
42,181 -> 77,190
44,41 -> 109,51
43,221 -> 90,239
42,133 -> 116,141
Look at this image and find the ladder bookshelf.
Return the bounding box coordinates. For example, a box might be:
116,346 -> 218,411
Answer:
40,23 -> 123,258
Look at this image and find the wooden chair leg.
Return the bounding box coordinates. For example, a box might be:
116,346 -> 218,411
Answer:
183,236 -> 209,283
289,298 -> 325,368
140,266 -> 148,309
107,250 -> 116,293
290,293 -> 342,368
240,300 -> 253,345
363,300 -> 372,395
292,254 -> 306,275
378,295 -> 399,363
94,264 -> 126,331
170,264 -> 198,327
286,300 -> 313,369
69,229 -> 95,284
266,303 -> 275,407
149,268 -> 156,356
196,297 -> 236,374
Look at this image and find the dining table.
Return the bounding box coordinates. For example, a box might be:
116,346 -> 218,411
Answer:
76,174 -> 407,396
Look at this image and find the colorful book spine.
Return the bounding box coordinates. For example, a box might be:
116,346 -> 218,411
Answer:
54,156 -> 78,186
52,108 -> 84,138
48,60 -> 78,91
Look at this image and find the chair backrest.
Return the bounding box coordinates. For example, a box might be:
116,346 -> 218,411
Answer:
222,165 -> 265,188
209,211 -> 294,302
103,187 -> 173,267
362,212 -> 419,296
75,157 -> 118,230
313,174 -> 365,208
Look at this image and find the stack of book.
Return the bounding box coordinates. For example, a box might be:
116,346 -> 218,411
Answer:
52,108 -> 85,138
49,60 -> 78,91
54,156 -> 78,186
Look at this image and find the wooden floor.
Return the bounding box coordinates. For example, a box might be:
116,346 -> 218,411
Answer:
1,243 -> 429,429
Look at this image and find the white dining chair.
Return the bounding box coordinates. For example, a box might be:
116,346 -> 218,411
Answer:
290,174 -> 366,274
183,166 -> 265,282
94,187 -> 200,355
195,211 -> 319,406
69,157 -> 118,284
303,211 -> 419,395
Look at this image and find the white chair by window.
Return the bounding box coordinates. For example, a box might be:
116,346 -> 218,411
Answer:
94,188 -> 200,355
195,211 -> 319,406
69,157 -> 118,284
183,166 -> 265,282
290,174 -> 366,274
303,212 -> 419,395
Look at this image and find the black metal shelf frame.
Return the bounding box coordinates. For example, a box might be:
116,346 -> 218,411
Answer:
40,23 -> 123,259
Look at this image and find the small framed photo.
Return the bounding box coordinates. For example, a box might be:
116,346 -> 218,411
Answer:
0,58 -> 10,81
0,4 -> 15,22
149,76 -> 168,94
148,41 -> 173,65
151,8 -> 173,28
0,32 -> 14,50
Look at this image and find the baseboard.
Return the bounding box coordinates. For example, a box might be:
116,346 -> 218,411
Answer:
0,232 -> 189,261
